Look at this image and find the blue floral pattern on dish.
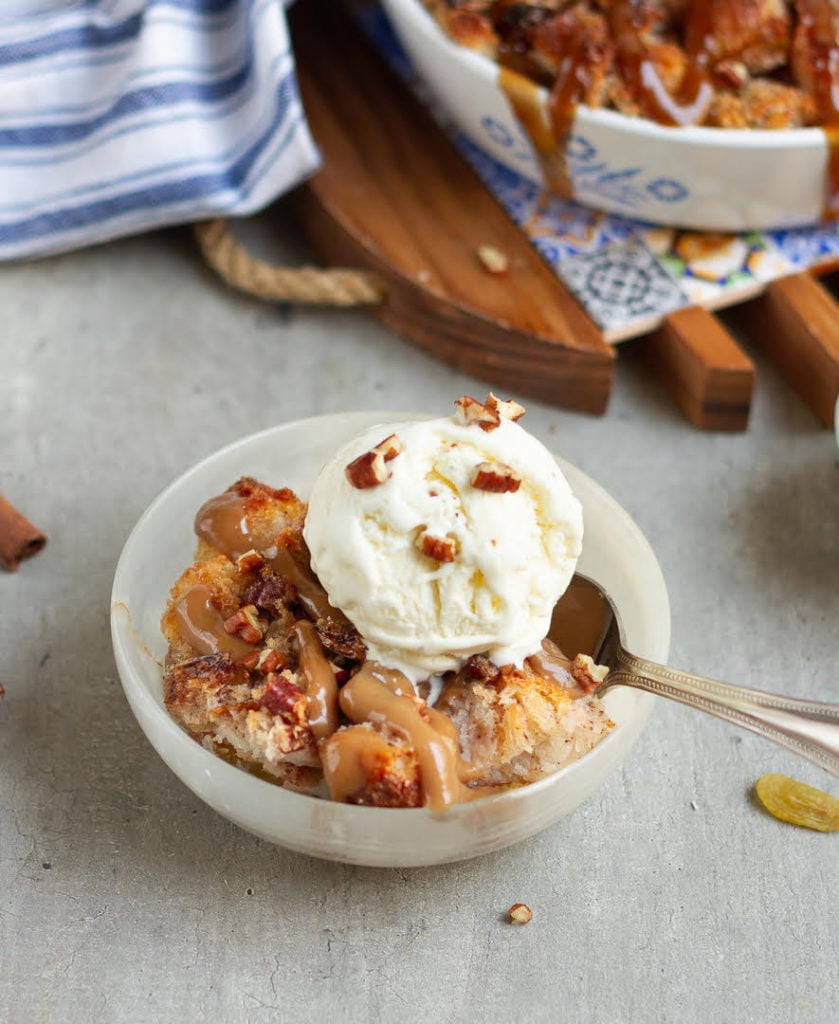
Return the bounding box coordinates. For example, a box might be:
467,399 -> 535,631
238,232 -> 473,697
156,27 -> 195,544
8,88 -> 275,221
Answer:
477,118 -> 691,210
479,116 -> 536,166
766,224 -> 839,269
646,178 -> 689,203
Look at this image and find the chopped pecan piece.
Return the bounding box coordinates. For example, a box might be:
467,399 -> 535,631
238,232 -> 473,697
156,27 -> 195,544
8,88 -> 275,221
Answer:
236,549 -> 265,573
508,903 -> 533,925
260,671 -> 305,717
571,653 -> 609,693
477,245 -> 509,275
223,604 -> 264,645
371,433 -> 403,461
416,532 -> 457,563
237,650 -> 261,671
486,393 -> 526,422
453,395 -> 501,432
345,433 -> 403,489
472,462 -> 521,493
345,450 -> 388,488
257,648 -> 287,674
714,58 -> 749,90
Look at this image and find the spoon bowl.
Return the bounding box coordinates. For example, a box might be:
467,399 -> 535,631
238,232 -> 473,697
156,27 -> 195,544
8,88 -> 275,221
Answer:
566,575 -> 839,777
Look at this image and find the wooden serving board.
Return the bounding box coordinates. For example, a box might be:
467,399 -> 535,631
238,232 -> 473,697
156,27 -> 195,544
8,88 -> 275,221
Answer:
288,0 -> 839,431
288,0 -> 613,415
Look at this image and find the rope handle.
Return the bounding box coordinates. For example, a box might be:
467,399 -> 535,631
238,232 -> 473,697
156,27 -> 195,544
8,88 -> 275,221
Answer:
194,218 -> 385,307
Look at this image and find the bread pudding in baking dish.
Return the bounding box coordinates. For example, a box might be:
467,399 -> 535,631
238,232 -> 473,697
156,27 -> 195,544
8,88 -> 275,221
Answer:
421,0 -> 834,130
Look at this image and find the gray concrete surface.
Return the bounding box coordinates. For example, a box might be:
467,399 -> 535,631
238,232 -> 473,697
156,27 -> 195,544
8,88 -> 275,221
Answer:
1,214 -> 837,1024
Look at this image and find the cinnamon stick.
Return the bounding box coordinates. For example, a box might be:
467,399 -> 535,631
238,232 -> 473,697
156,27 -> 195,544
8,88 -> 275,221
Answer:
0,495 -> 47,571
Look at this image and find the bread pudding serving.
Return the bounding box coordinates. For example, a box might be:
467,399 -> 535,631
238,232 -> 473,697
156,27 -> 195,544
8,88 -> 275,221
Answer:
161,397 -> 614,810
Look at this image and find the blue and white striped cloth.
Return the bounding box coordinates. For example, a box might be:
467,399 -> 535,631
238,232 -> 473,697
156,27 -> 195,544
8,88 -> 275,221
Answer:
0,0 -> 320,260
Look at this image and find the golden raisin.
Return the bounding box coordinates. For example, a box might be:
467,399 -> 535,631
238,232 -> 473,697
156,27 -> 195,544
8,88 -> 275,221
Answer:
755,774 -> 839,833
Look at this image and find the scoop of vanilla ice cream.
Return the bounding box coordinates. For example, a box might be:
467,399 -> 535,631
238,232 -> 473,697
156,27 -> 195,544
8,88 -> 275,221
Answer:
303,409 -> 583,684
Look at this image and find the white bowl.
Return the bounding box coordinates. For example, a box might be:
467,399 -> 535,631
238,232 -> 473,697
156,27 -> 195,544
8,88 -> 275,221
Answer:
381,0 -> 827,231
110,412 -> 670,866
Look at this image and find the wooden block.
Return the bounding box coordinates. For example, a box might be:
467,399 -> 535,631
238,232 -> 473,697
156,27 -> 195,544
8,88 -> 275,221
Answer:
637,306 -> 755,431
288,0 -> 614,414
733,273 -> 839,427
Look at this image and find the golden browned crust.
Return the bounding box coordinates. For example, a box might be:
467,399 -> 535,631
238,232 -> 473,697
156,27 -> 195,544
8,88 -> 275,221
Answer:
423,0 -> 824,130
162,479 -> 326,790
438,660 -> 613,788
161,555 -> 251,665
194,476 -> 306,562
707,78 -> 817,128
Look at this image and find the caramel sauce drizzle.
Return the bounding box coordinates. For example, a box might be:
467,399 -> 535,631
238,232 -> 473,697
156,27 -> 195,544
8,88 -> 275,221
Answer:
338,662 -> 475,810
497,1 -> 715,201
173,584 -> 255,660
320,727 -> 395,804
293,619 -> 340,741
361,661 -> 415,696
270,547 -> 348,626
527,639 -> 584,698
194,487 -> 348,625
194,491 -> 254,560
499,48 -> 593,199
797,0 -> 839,219
495,1 -> 839,220
608,0 -> 714,128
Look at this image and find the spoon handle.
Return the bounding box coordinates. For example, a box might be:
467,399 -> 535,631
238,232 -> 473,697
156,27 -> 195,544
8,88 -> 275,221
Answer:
605,647 -> 839,776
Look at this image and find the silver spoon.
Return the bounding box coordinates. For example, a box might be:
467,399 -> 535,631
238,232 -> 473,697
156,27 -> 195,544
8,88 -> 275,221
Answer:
554,574 -> 839,776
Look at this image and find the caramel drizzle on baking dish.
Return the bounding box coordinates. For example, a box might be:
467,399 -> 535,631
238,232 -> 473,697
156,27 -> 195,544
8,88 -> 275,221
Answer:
496,0 -> 839,217
797,0 -> 839,218
498,61 -> 588,200
496,0 -> 714,202
608,0 -> 715,127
